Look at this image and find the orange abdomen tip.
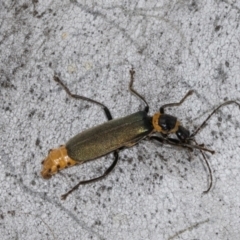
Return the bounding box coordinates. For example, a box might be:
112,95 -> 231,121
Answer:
41,145 -> 78,179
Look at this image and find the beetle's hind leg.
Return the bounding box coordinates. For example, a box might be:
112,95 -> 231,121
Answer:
61,150 -> 119,200
53,73 -> 113,120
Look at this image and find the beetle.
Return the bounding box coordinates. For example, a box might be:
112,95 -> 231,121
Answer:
41,69 -> 240,200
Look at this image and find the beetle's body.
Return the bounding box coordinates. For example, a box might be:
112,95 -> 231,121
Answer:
41,111 -> 152,179
66,111 -> 153,161
41,69 -> 240,199
41,107 -> 188,180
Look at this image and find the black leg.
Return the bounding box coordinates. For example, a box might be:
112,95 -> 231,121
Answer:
61,151 -> 119,200
160,90 -> 194,114
129,68 -> 149,113
53,73 -> 113,120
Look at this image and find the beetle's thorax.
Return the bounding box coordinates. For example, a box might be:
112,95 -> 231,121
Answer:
152,112 -> 180,134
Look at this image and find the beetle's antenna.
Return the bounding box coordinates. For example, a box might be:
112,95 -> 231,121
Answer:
192,139 -> 213,194
53,73 -> 113,120
150,136 -> 215,154
129,68 -> 149,113
189,100 -> 240,193
150,136 -> 214,192
201,150 -> 213,194
191,100 -> 240,138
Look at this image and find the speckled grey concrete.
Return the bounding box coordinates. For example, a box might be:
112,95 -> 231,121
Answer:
1,1 -> 240,239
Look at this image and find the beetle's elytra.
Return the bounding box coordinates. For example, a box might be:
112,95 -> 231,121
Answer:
41,69 -> 240,200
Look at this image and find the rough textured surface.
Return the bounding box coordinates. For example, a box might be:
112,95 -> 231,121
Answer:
1,1 -> 240,239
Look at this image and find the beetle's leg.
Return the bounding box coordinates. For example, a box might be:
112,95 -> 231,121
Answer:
61,151 -> 119,200
160,90 -> 194,114
191,100 -> 240,138
129,68 -> 149,113
53,73 -> 113,120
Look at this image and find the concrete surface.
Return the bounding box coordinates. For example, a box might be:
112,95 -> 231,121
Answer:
1,0 -> 240,239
